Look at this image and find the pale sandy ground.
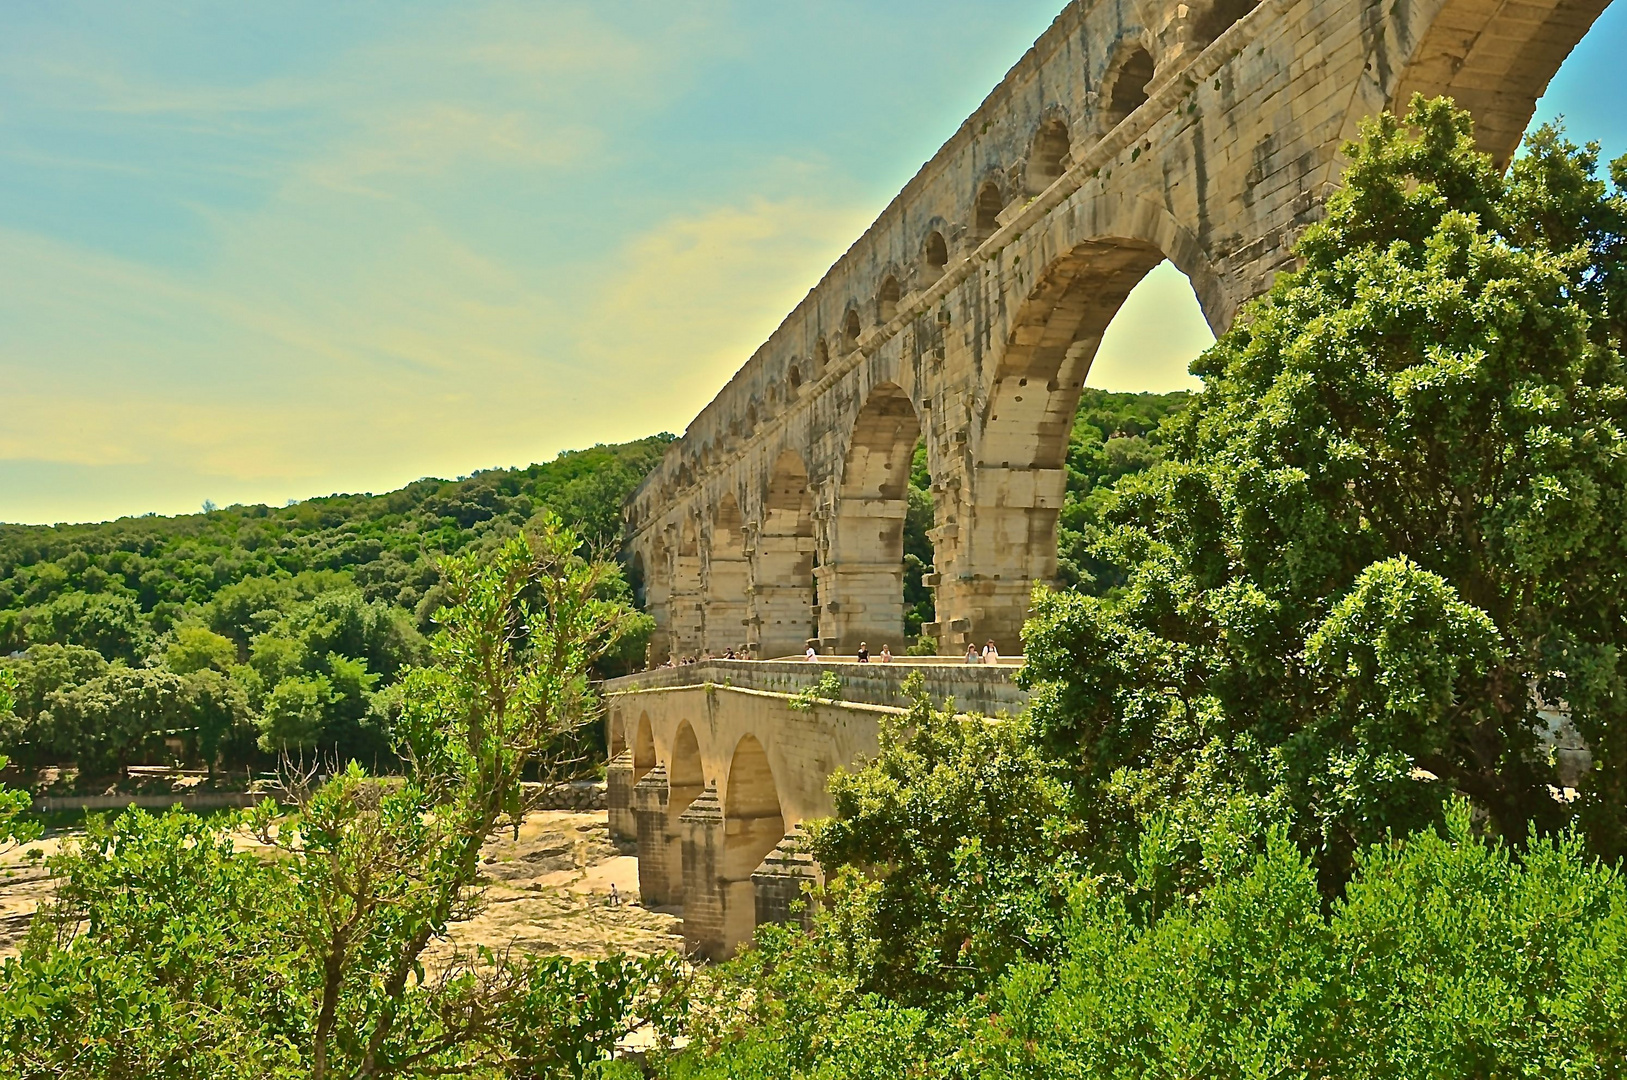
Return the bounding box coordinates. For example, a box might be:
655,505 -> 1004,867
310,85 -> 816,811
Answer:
0,810 -> 684,962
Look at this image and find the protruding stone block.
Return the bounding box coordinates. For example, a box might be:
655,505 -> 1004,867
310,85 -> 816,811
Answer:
607,750 -> 636,842
678,787 -> 728,958
752,826 -> 820,932
632,765 -> 673,906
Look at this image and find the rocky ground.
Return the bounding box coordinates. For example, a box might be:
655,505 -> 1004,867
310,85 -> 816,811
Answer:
0,809 -> 684,962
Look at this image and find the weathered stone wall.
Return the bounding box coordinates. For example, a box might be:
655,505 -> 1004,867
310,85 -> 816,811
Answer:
625,0 -> 1608,664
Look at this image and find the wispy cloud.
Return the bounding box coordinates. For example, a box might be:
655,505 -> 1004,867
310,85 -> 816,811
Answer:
582,188 -> 875,426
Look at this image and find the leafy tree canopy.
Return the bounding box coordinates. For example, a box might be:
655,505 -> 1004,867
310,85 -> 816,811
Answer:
0,436 -> 671,776
1024,98 -> 1627,886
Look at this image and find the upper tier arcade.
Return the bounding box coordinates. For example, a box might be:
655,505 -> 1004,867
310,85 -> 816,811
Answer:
625,0 -> 1608,661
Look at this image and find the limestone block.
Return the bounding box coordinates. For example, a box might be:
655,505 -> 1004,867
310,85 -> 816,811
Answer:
607,750 -> 635,841
679,788 -> 728,958
752,827 -> 821,932
632,765 -> 672,906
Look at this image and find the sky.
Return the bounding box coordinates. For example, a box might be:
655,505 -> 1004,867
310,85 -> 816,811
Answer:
3,2 -> 1626,526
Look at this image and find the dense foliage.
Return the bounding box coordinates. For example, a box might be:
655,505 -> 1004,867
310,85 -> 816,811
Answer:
1056,389 -> 1191,593
902,389 -> 1189,642
0,522 -> 684,1078
1025,98 -> 1627,882
662,101 -> 1627,1079
0,437 -> 669,777
676,799 -> 1627,1080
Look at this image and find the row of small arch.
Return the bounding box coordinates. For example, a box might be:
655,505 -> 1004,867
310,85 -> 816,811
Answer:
645,3 -> 1263,508
660,61 -> 1156,487
617,712 -> 784,823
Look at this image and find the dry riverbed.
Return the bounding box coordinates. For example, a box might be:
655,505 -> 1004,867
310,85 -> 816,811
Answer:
0,809 -> 685,962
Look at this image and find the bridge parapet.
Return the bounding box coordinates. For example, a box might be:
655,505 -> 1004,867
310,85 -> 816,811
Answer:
604,657 -> 1028,717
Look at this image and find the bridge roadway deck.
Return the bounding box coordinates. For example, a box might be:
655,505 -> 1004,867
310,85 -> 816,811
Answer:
601,656 -> 1029,716
599,658 -> 1029,958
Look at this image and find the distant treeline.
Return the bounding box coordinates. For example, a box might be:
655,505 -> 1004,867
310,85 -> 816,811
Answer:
0,390 -> 1193,779
0,436 -> 672,778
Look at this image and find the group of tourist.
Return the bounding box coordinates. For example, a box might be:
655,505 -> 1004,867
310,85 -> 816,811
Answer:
656,646 -> 752,668
654,640 -> 1005,667
797,640 -> 1002,664
966,640 -> 1001,664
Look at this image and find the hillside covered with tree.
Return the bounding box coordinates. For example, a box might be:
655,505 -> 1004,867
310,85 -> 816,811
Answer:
0,436 -> 672,777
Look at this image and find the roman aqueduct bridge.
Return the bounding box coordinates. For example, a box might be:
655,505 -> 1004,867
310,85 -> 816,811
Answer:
625,0 -> 1605,663
611,0 -> 1608,956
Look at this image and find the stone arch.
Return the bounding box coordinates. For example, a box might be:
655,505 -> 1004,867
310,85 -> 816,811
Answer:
821,382 -> 923,652
609,715 -> 627,759
812,338 -> 829,378
973,178 -> 1004,239
951,210 -> 1221,657
1387,0 -> 1605,168
1101,43 -> 1155,129
706,492 -> 750,654
923,230 -> 949,280
662,720 -> 706,904
752,449 -> 817,657
633,712 -> 655,779
787,363 -> 803,395
876,275 -> 902,324
720,734 -> 786,953
669,516 -> 704,658
1026,114 -> 1072,193
841,307 -> 862,352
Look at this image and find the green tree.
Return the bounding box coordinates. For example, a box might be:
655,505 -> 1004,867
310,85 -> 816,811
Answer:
45,667 -> 189,775
1022,99 -> 1627,886
165,624 -> 239,674
809,678 -> 1072,1002
258,673 -> 333,753
0,671 -> 40,853
1056,389 -> 1192,593
182,668 -> 256,776
26,591 -> 149,664
0,518 -> 683,1077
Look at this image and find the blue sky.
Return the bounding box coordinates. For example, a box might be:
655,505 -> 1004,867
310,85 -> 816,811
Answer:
3,1 -> 1625,525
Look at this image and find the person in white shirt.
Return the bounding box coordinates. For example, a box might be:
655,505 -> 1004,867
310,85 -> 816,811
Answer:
879,644 -> 893,663
805,645 -> 818,661
982,640 -> 1000,664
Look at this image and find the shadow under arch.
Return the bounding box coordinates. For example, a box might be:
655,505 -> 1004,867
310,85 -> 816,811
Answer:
821,381 -> 923,652
721,734 -> 786,955
633,712 -> 656,780
665,720 -> 706,904
638,534 -> 670,664
752,448 -> 816,658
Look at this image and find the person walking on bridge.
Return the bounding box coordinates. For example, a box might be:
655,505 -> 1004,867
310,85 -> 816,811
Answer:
964,643 -> 980,664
